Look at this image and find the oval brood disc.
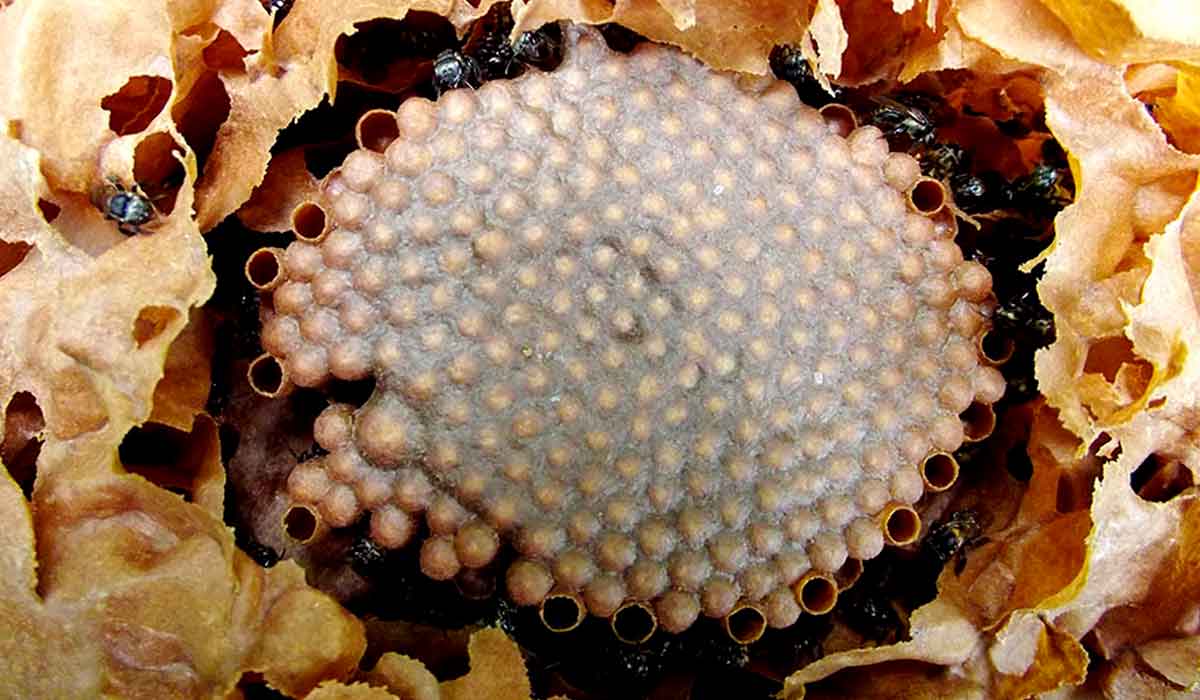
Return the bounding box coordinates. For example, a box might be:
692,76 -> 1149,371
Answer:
257,25 -> 1004,635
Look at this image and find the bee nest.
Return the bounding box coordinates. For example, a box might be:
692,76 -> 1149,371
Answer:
257,26 -> 1004,635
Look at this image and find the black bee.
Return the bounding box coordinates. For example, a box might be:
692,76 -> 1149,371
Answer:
490,597 -> 522,638
768,44 -> 840,107
1010,162 -> 1073,215
994,288 -> 1055,345
261,0 -> 293,26
869,95 -> 939,149
291,441 -> 329,463
988,280 -> 1052,403
512,23 -> 564,72
100,178 -> 155,235
839,592 -> 902,644
597,22 -> 646,53
922,509 -> 988,575
432,49 -> 483,95
919,142 -> 1013,214
598,633 -> 675,689
950,172 -> 991,214
688,627 -> 749,670
463,5 -> 521,80
346,536 -> 388,574
240,538 -> 279,568
919,142 -> 967,182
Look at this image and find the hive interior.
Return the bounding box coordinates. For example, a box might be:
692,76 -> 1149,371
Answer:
257,26 -> 1004,634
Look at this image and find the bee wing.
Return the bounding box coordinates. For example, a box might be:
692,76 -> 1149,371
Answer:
92,176 -> 132,211
869,95 -> 910,111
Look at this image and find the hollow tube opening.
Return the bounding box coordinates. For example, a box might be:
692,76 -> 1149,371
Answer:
245,247 -> 283,290
908,177 -> 947,215
611,601 -> 658,645
796,574 -> 838,615
724,604 -> 767,644
283,505 -> 318,542
961,402 -> 997,442
980,329 -> 1015,365
540,593 -> 586,633
883,505 -> 922,546
818,103 -> 857,137
248,353 -> 289,398
357,110 -> 401,153
835,558 -> 864,590
292,202 -> 328,241
922,452 -> 960,492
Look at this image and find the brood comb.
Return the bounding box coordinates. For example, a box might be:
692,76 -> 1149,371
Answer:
248,25 -> 1003,642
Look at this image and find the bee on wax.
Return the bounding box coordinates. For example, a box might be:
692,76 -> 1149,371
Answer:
99,177 -> 155,235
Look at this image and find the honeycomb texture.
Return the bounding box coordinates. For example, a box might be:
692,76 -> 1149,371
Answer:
262,26 -> 1005,633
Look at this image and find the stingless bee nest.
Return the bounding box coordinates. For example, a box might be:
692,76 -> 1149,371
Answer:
251,25 -> 1003,639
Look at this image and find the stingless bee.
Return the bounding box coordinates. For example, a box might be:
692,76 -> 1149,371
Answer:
97,177 -> 155,235
923,509 -> 989,575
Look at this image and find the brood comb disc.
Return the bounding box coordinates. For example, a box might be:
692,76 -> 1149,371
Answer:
258,25 -> 1004,633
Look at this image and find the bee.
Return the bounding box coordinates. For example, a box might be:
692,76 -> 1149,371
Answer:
512,23 -> 564,72
839,591 -> 901,643
234,529 -> 279,568
291,441 -> 329,463
994,288 -> 1055,345
768,44 -> 840,107
432,49 -> 483,95
950,172 -> 991,214
986,273 -> 1053,403
597,22 -> 646,53
919,143 -> 1011,214
99,177 -> 155,235
597,633 -> 674,689
242,540 -> 280,568
262,0 -> 292,21
869,95 -> 939,149
922,509 -> 988,575
919,142 -> 967,182
689,627 -> 748,669
347,535 -> 388,574
1010,162 -> 1073,216
463,6 -> 521,81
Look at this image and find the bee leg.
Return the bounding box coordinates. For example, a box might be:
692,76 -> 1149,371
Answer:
953,552 -> 968,576
953,536 -> 990,575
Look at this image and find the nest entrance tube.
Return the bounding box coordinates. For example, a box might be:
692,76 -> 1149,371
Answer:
611,601 -> 658,644
907,177 -> 947,214
921,452 -> 960,492
248,353 -> 290,398
882,504 -> 922,546
357,109 -> 401,153
283,505 -> 319,543
818,103 -> 856,137
980,328 -> 1014,365
292,202 -> 329,242
539,593 -> 585,633
835,557 -> 864,590
961,402 -> 997,442
795,573 -> 838,615
724,604 -> 767,645
245,247 -> 284,290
